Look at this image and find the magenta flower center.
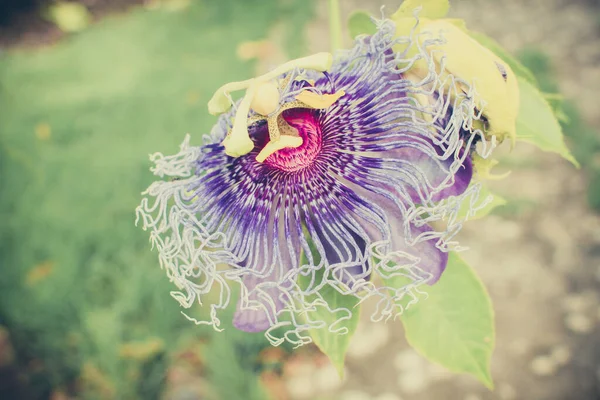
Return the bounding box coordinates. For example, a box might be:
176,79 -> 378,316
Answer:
263,109 -> 323,172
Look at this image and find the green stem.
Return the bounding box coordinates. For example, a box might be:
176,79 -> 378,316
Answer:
328,0 -> 342,52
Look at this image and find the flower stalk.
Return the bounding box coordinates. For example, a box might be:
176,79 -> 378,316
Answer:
328,0 -> 343,52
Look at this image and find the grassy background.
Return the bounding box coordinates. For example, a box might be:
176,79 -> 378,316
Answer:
0,0 -> 312,398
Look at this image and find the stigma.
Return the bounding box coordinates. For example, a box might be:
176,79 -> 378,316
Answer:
208,52 -> 344,160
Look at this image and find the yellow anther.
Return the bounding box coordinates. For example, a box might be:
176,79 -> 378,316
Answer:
256,136 -> 303,163
208,52 -> 333,117
250,81 -> 281,116
208,78 -> 255,116
295,90 -> 345,109
221,83 -> 257,157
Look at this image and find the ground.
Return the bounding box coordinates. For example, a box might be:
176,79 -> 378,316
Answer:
285,1 -> 600,399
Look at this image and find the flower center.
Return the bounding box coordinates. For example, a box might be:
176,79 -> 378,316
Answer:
262,109 -> 322,172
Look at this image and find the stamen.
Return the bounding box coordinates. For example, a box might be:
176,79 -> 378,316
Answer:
251,81 -> 281,116
256,114 -> 303,162
208,52 -> 333,116
254,89 -> 345,163
256,136 -> 303,162
208,78 -> 255,116
209,52 -> 334,158
221,82 -> 257,157
295,90 -> 345,109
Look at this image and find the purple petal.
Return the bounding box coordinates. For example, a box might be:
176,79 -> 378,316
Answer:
318,227 -> 370,286
338,179 -> 449,284
392,143 -> 473,203
404,223 -> 449,284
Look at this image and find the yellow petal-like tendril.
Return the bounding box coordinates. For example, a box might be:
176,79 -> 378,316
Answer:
393,17 -> 519,146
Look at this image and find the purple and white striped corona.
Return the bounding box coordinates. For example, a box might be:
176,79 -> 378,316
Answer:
136,19 -> 495,346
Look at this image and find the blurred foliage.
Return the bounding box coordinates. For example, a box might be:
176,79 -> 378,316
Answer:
0,0 -> 40,25
0,0 -> 312,398
43,2 -> 92,33
516,47 -> 600,211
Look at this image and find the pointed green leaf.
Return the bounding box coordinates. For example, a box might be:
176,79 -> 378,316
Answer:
516,77 -> 580,167
401,253 -> 495,388
348,11 -> 377,39
298,275 -> 360,377
303,283 -> 360,377
469,32 -> 538,87
298,252 -> 360,377
457,184 -> 507,220
392,0 -> 450,19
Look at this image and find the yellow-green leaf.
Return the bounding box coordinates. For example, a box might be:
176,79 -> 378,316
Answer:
303,283 -> 360,378
401,253 -> 495,389
457,184 -> 507,220
348,11 -> 377,39
298,252 -> 360,377
392,0 -> 450,19
516,77 -> 579,167
469,31 -> 538,87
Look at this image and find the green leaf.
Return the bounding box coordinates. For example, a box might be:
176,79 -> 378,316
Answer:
470,32 -> 538,87
298,253 -> 360,377
304,284 -> 360,378
444,18 -> 468,30
457,184 -> 507,220
392,0 -> 450,19
347,11 -> 377,39
401,253 -> 495,388
516,77 -> 580,167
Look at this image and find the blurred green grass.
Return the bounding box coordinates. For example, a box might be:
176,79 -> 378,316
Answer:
0,0 -> 312,398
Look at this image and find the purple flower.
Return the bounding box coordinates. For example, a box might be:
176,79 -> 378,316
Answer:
136,20 -> 485,345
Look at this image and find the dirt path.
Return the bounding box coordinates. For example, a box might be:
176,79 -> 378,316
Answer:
282,1 -> 600,399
